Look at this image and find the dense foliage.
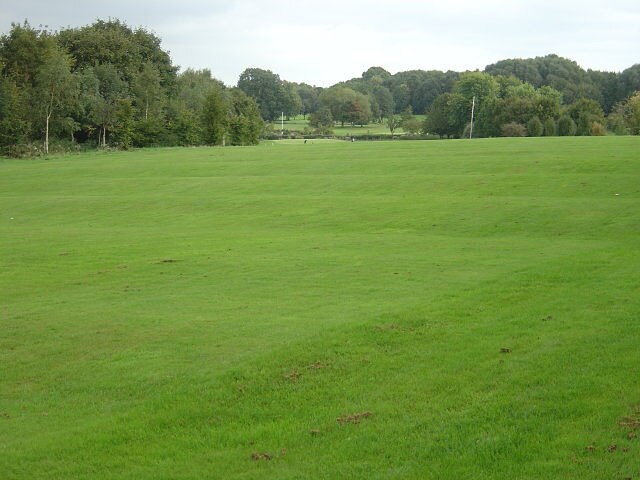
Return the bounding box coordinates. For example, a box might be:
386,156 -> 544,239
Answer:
0,20 -> 262,155
1,19 -> 639,155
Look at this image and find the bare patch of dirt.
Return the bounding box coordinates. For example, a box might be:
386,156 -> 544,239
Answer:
310,429 -> 321,436
0,412 -> 9,419
285,370 -> 301,382
337,411 -> 372,425
500,347 -> 512,353
585,445 -> 596,452
619,414 -> 640,431
607,444 -> 618,453
251,452 -> 272,461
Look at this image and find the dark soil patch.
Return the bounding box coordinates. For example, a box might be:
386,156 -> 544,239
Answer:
251,452 -> 272,461
500,347 -> 512,353
306,361 -> 327,370
337,411 -> 372,425
285,369 -> 301,382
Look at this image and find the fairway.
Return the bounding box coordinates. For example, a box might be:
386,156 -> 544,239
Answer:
1,137 -> 639,479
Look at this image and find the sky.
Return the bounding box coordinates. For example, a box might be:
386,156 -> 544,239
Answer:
1,0 -> 639,86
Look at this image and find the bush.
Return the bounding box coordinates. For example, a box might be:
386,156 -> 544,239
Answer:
527,116 -> 543,137
557,115 -> 577,136
543,118 -> 556,136
590,122 -> 606,136
3,143 -> 44,158
576,113 -> 592,136
501,122 -> 527,137
607,112 -> 627,135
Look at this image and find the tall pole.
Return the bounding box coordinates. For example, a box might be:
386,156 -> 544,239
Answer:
469,96 -> 476,139
281,112 -> 284,136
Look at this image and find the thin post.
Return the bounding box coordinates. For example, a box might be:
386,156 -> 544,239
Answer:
281,112 -> 284,135
469,96 -> 476,139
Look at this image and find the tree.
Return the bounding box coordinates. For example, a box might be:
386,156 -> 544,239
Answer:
57,19 -> 177,91
485,54 -> 602,106
112,98 -> 135,148
282,82 -> 302,119
423,93 -> 456,138
34,46 -> 76,153
387,115 -> 401,135
527,116 -> 543,137
606,110 -> 627,135
318,86 -> 371,127
227,88 -> 262,145
0,77 -> 31,149
88,63 -> 128,147
566,98 -> 605,135
237,68 -> 285,121
133,62 -> 163,121
454,72 -> 498,104
400,107 -> 420,134
296,83 -> 319,119
557,115 -> 576,136
617,65 -> 640,104
543,118 -> 556,136
371,85 -> 394,121
390,83 -> 410,113
623,91 -> 640,134
309,107 -> 333,132
201,85 -> 228,145
0,21 -> 56,88
362,66 -> 391,83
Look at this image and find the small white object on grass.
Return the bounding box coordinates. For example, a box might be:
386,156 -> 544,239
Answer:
615,193 -> 620,196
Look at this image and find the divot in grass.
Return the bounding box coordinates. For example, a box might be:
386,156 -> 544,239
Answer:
337,411 -> 372,425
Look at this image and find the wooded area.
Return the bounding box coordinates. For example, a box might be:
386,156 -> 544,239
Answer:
1,19 -> 639,155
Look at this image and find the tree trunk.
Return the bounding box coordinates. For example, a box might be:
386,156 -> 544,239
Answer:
45,112 -> 50,154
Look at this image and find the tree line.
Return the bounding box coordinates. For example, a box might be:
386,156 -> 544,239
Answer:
0,20 -> 262,155
1,19 -> 640,156
240,61 -> 640,139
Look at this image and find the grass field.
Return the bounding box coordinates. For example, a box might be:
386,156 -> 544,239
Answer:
273,115 -> 426,135
1,137 -> 639,479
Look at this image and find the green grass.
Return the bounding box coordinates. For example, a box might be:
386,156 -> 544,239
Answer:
273,115 -> 426,135
1,137 -> 639,479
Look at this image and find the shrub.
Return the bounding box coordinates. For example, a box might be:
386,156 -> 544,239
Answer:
501,122 -> 527,137
590,122 -> 606,136
527,116 -> 543,137
607,112 -> 627,135
557,115 -> 577,136
543,118 -> 556,136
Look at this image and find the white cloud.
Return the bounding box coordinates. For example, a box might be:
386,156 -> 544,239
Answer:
1,0 -> 638,85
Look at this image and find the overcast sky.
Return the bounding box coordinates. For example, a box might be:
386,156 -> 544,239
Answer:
1,0 -> 639,86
